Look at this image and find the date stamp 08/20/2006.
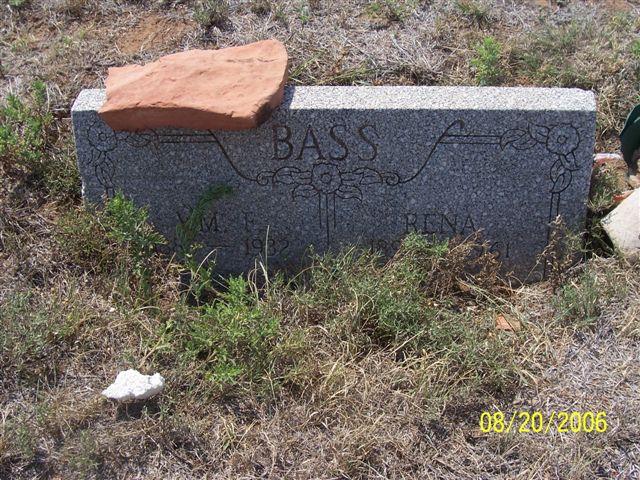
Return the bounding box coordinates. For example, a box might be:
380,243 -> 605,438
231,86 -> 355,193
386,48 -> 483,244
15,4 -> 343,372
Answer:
479,411 -> 608,434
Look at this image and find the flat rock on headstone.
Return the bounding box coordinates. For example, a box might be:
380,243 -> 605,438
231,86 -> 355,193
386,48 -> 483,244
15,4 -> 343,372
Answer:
602,188 -> 640,262
73,86 -> 596,281
99,39 -> 288,131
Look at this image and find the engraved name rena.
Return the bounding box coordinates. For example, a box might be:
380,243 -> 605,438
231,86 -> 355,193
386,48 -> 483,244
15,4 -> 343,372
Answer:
271,124 -> 380,161
405,212 -> 477,236
404,211 -> 510,259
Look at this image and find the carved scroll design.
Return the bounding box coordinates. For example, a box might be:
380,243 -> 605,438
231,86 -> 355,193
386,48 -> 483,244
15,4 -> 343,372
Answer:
499,123 -> 583,240
85,119 -> 158,197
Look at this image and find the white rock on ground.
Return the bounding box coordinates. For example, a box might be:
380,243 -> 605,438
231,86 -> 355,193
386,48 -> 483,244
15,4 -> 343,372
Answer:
101,369 -> 165,401
602,188 -> 640,263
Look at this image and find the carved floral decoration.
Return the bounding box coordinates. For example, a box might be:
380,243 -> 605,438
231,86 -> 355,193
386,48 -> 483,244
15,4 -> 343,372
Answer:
270,163 -> 387,201
86,120 -> 157,195
500,123 -> 582,194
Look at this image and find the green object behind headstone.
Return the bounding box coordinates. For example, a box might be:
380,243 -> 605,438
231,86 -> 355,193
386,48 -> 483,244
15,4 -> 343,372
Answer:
620,104 -> 640,173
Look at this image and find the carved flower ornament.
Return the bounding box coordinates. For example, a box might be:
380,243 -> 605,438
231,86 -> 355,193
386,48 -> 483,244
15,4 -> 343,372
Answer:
271,162 -> 384,201
85,119 -> 161,197
87,120 -> 158,154
87,122 -> 118,152
546,125 -> 580,156
312,163 -> 343,194
500,123 -> 581,194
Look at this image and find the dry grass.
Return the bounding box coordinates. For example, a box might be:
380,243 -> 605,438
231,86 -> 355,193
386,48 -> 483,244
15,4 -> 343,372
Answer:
1,0 -> 640,479
2,248 -> 638,478
1,1 -> 638,147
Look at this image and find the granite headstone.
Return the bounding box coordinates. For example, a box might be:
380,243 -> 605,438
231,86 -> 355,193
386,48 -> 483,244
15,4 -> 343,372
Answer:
72,86 -> 596,280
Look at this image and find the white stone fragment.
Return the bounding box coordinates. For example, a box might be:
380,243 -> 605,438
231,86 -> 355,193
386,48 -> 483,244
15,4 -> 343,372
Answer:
101,369 -> 164,401
602,188 -> 640,262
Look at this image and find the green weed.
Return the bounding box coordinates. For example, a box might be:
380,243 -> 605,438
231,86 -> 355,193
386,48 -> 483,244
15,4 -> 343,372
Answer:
301,235 -> 494,345
366,0 -> 417,23
631,38 -> 640,61
471,36 -> 502,86
194,0 -> 230,28
297,1 -> 310,24
175,184 -> 232,301
1,81 -> 52,168
7,0 -> 29,7
0,286 -> 94,384
588,167 -> 623,214
606,11 -> 634,36
583,216 -> 614,260
511,21 -> 591,88
553,268 -> 602,328
104,192 -> 165,275
4,422 -> 36,463
57,192 -> 164,299
538,22 -> 583,56
296,234 -> 511,395
0,81 -> 79,199
272,2 -> 288,24
61,430 -> 101,479
180,276 -> 281,388
583,166 -> 624,257
455,0 -> 492,26
159,233 -> 513,399
538,217 -> 586,289
9,35 -> 31,54
325,64 -> 373,85
57,206 -> 110,270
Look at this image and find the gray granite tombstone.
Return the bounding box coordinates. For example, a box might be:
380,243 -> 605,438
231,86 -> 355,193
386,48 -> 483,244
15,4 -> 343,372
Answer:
72,86 -> 596,280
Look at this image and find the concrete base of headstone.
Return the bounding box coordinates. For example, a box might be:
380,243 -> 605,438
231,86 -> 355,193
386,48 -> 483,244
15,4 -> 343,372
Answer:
72,86 -> 596,281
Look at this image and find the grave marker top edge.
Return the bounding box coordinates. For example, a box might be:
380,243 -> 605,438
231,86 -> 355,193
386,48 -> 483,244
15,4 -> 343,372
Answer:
72,86 -> 595,116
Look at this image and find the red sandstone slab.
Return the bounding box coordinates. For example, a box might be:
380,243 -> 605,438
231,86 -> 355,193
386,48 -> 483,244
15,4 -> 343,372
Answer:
99,39 -> 288,131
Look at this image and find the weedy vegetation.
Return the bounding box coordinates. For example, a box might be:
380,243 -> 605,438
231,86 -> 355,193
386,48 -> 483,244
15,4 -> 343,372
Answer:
0,80 -> 78,200
6,0 -> 28,8
455,0 -> 492,26
194,0 -> 231,29
57,192 -> 165,303
366,0 -> 418,23
588,166 -> 622,214
471,36 -> 503,86
175,184 -> 233,301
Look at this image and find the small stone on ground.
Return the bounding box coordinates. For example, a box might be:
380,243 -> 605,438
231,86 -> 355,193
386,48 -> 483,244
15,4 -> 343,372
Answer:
101,369 -> 165,402
602,188 -> 640,262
